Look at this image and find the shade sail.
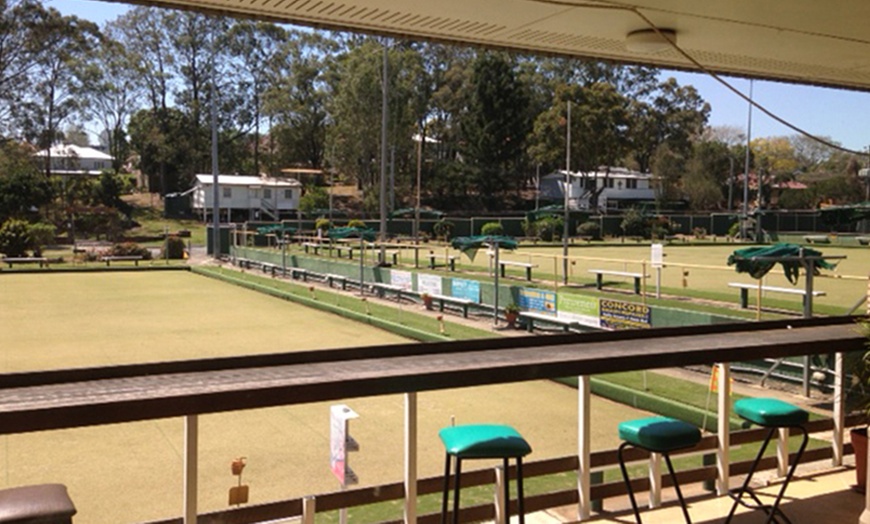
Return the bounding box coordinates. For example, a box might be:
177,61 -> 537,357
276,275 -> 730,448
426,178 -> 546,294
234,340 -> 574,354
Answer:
727,243 -> 836,284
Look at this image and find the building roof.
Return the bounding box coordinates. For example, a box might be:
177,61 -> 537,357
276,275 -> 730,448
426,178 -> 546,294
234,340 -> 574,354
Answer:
545,167 -> 652,179
194,174 -> 302,187
141,0 -> 870,92
34,144 -> 113,161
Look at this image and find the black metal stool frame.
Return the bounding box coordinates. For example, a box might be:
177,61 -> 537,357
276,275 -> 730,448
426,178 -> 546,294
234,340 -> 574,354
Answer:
617,441 -> 692,524
725,424 -> 808,524
440,453 -> 525,524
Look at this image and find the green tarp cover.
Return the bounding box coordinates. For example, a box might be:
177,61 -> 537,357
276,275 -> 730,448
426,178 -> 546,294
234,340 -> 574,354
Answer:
389,207 -> 444,219
256,224 -> 296,235
327,226 -> 377,241
451,235 -> 518,261
727,243 -> 836,284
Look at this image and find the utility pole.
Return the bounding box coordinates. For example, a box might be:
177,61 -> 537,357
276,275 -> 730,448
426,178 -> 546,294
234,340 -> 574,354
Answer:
741,79 -> 753,241
210,28 -> 220,258
562,101 -> 571,285
379,42 -> 388,263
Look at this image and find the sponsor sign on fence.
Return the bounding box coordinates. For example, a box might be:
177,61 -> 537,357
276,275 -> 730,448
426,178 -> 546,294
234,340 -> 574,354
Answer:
518,287 -> 557,314
556,293 -> 601,328
599,299 -> 651,330
451,278 -> 481,302
417,273 -> 442,296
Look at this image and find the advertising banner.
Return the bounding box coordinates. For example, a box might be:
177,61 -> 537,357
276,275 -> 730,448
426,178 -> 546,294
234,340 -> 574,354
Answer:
518,287 -> 556,314
599,299 -> 651,330
390,269 -> 413,290
417,273 -> 442,296
451,278 -> 481,303
556,293 -> 601,328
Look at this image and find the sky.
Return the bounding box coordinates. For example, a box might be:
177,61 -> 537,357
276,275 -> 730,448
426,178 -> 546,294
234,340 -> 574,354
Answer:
48,0 -> 870,154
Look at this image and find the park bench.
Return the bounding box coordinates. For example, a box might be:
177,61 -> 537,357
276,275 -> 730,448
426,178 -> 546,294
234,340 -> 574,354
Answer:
588,269 -> 647,294
369,282 -> 406,301
519,311 -> 577,333
3,257 -> 48,268
260,262 -> 283,277
429,293 -> 474,318
100,255 -> 143,266
857,237 -> 870,246
325,274 -> 350,291
447,255 -> 459,271
334,245 -> 355,259
803,235 -> 830,244
0,483 -> 76,524
498,260 -> 537,281
728,282 -> 826,309
302,242 -> 323,255
289,267 -> 311,281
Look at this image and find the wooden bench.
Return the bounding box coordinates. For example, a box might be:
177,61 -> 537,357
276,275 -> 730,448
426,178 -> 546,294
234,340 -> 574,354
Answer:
499,260 -> 537,281
325,274 -> 350,291
334,245 -> 355,260
728,282 -> 826,309
589,269 -> 647,294
803,235 -> 830,244
429,293 -> 474,318
260,262 -> 283,277
302,242 -> 323,255
447,255 -> 459,271
520,311 -> 576,333
101,255 -> 143,266
369,282 -> 406,301
3,257 -> 48,268
857,237 -> 870,246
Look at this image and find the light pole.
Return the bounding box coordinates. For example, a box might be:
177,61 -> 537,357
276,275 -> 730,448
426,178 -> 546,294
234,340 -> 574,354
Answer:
727,156 -> 735,212
562,101 -> 571,285
741,80 -> 753,241
415,128 -> 422,244
379,42 -> 388,263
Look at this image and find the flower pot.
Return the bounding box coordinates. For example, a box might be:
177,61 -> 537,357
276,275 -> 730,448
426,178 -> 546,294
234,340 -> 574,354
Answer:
505,311 -> 519,327
852,427 -> 867,493
422,296 -> 433,310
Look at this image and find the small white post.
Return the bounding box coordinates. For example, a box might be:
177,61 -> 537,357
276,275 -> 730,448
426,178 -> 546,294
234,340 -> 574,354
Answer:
833,352 -> 845,466
777,428 -> 789,477
495,465 -> 507,524
648,452 -> 662,509
302,495 -> 316,524
405,392 -> 418,524
717,363 -> 731,496
577,375 -> 591,520
184,415 -> 198,524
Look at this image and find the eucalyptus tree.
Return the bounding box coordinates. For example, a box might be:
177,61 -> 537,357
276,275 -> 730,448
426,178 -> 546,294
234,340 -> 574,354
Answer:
0,0 -> 49,135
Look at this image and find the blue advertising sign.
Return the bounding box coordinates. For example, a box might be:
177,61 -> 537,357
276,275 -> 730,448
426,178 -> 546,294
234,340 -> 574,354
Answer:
518,288 -> 556,315
451,278 -> 481,303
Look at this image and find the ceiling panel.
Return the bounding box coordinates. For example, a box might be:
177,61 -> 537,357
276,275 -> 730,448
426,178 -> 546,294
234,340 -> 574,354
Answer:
123,0 -> 870,91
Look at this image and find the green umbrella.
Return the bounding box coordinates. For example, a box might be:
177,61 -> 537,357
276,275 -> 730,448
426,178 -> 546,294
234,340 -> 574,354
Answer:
727,243 -> 836,284
450,235 -> 518,327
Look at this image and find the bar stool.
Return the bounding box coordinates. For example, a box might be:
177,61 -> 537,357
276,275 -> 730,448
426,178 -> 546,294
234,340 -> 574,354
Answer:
726,397 -> 808,524
439,424 -> 532,524
0,483 -> 77,523
617,416 -> 701,524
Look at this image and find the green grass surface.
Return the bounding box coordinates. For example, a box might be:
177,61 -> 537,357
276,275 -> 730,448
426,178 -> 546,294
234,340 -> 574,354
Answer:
0,271 -> 653,523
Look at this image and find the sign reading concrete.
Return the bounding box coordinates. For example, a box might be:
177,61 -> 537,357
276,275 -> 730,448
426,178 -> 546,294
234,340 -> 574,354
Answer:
599,299 -> 651,330
451,278 -> 481,303
390,270 -> 413,290
417,273 -> 442,296
518,287 -> 557,314
557,293 -> 601,328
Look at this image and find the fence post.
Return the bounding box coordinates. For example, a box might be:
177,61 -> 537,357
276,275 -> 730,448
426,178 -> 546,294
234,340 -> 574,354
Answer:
184,415 -> 198,524
577,375 -> 591,520
833,352 -> 845,466
717,363 -> 731,496
302,495 -> 316,524
405,392 -> 418,524
495,464 -> 506,524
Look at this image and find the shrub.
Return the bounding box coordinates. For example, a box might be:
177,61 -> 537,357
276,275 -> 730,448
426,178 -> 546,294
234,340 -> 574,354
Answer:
347,219 -> 366,229
521,218 -> 537,239
315,218 -> 332,232
576,221 -> 601,240
481,222 -> 504,236
728,221 -> 741,238
0,219 -> 31,257
650,216 -> 678,240
620,208 -> 648,238
106,242 -> 152,259
161,236 -> 186,259
692,227 -> 707,239
535,216 -> 563,241
27,222 -> 55,256
433,219 -> 455,241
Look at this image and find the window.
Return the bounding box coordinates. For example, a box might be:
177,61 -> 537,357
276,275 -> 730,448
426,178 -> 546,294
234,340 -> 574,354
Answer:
607,178 -> 614,188
223,187 -> 232,198
250,188 -> 259,199
264,188 -> 272,199
626,179 -> 638,189
284,189 -> 293,199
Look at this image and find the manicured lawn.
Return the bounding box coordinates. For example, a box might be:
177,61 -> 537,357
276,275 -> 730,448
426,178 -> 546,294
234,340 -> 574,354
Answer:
0,271 -> 652,523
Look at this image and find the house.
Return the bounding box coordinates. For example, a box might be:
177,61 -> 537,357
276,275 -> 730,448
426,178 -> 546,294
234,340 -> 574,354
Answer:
540,167 -> 656,211
192,174 -> 302,222
33,144 -> 114,176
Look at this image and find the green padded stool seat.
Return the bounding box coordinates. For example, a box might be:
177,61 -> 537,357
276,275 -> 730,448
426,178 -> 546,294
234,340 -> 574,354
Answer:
618,417 -> 701,453
439,424 -> 532,524
734,397 -> 809,428
617,417 -> 700,524
726,398 -> 809,524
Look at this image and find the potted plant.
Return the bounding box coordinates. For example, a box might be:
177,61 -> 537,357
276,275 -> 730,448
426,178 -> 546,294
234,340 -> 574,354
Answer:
504,303 -> 521,328
848,320 -> 870,492
421,293 -> 434,310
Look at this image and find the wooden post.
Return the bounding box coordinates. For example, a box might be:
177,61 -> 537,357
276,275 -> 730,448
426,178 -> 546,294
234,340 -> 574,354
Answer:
833,352 -> 845,466
717,363 -> 731,496
302,495 -> 316,524
404,392 -> 418,524
756,279 -> 762,321
184,415 -> 198,524
641,261 -> 647,306
577,375 -> 591,520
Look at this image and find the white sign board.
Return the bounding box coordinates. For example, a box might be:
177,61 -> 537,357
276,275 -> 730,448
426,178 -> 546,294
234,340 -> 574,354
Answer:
330,404 -> 359,486
417,273 -> 442,296
651,243 -> 663,269
390,270 -> 413,290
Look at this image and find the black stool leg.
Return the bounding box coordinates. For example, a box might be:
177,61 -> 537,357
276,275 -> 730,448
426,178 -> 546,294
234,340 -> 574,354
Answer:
726,427 -> 776,523
453,458 -> 462,524
618,441 -> 644,524
663,453 -> 692,524
763,426 -> 808,524
517,457 -> 525,524
441,453 -> 451,524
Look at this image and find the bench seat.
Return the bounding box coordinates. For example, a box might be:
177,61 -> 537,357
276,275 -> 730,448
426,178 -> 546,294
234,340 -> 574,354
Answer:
429,293 -> 473,318
519,311 -> 576,333
727,282 -> 826,308
0,484 -> 76,524
588,269 -> 647,294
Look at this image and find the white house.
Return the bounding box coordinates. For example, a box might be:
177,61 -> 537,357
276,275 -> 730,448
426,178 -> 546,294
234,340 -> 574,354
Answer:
540,167 -> 656,211
33,144 -> 114,175
192,174 -> 302,221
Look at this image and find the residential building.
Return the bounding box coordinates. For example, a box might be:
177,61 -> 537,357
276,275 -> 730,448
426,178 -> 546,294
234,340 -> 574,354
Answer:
33,144 -> 114,176
191,174 -> 302,221
540,167 -> 656,211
